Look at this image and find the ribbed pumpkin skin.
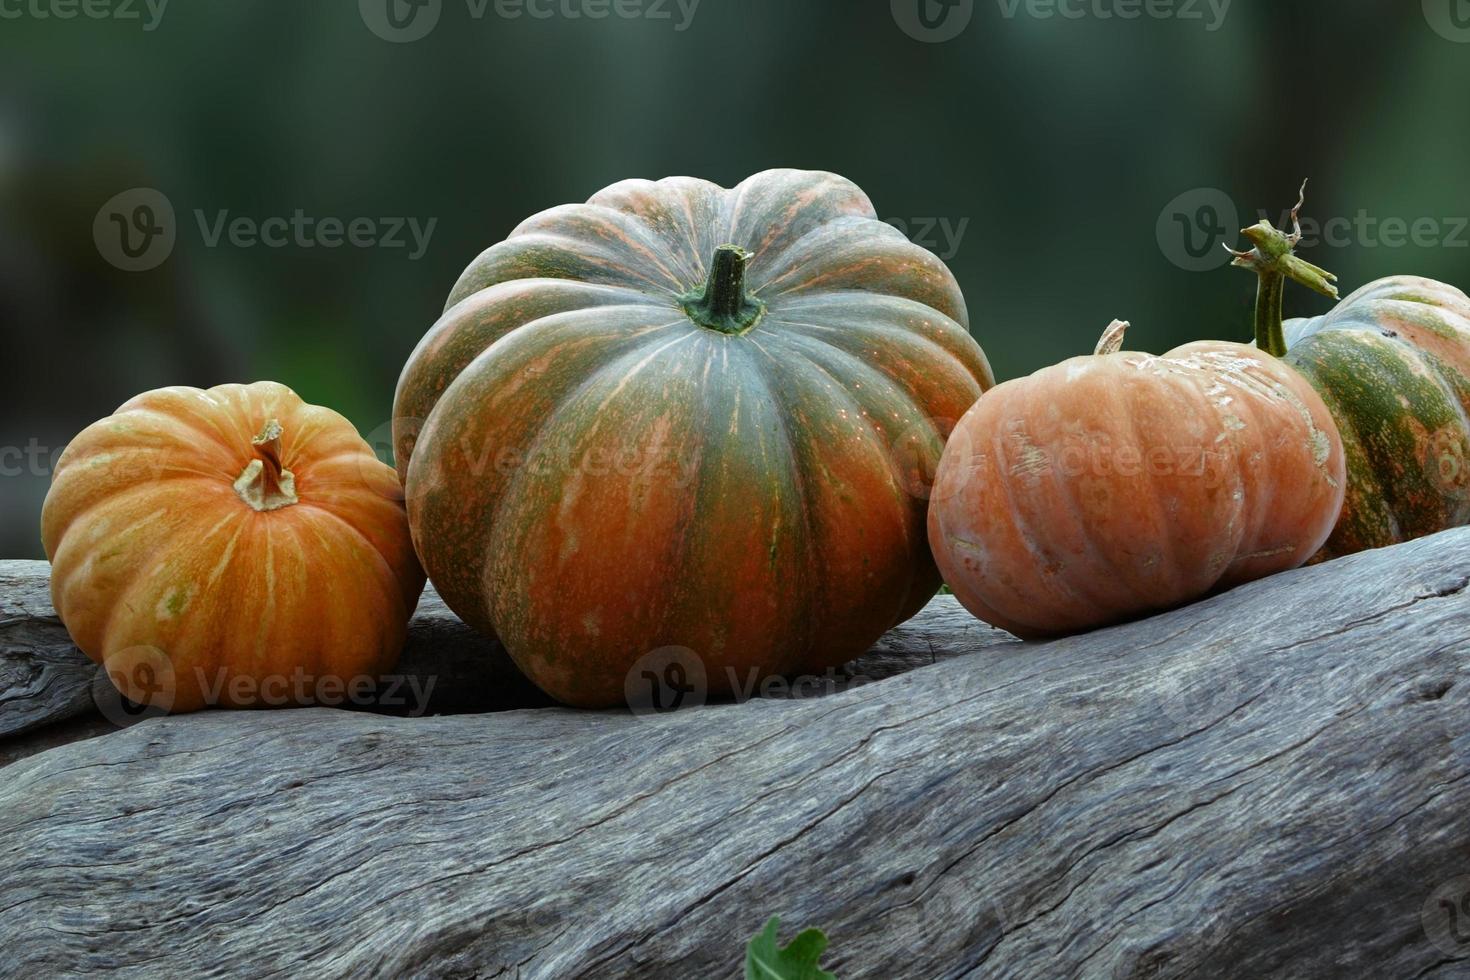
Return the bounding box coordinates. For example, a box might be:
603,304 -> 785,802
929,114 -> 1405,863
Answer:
928,340 -> 1346,638
395,169 -> 994,707
1280,276 -> 1470,559
42,382 -> 425,712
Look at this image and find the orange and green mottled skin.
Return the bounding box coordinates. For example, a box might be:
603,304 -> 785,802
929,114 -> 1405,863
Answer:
393,169 -> 994,707
1278,277 -> 1470,560
42,382 -> 426,712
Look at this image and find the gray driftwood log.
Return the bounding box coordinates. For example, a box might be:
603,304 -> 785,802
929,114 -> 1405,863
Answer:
0,560 -> 1014,757
0,560 -> 552,739
0,528 -> 1467,977
0,562 -> 95,740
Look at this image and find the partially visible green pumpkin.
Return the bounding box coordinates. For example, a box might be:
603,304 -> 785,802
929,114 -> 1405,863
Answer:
1230,188 -> 1470,560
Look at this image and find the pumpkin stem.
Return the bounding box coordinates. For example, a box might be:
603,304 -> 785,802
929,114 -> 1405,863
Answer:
682,244 -> 765,335
233,419 -> 299,512
1225,179 -> 1340,358
1095,320 -> 1130,356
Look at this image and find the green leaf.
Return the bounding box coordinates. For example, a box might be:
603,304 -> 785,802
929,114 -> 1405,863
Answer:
744,916 -> 837,980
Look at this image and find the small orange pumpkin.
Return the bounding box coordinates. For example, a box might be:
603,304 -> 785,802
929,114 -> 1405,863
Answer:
41,382 -> 425,712
928,322 -> 1347,638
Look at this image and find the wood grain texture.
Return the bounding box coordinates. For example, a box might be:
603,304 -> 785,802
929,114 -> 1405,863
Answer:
0,560 -> 1009,749
0,712 -> 117,770
0,562 -> 546,742
1,529 -> 1467,978
0,563 -> 94,739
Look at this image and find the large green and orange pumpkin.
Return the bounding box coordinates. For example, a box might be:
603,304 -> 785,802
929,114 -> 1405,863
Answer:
1229,191 -> 1470,559
42,382 -> 425,712
394,169 -> 994,707
928,321 -> 1346,638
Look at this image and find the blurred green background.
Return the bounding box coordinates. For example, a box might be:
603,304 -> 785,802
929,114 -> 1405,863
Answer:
3,0 -> 1469,558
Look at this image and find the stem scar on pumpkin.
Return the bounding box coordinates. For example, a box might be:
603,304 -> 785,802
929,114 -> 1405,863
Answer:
234,419 -> 299,511
681,244 -> 766,336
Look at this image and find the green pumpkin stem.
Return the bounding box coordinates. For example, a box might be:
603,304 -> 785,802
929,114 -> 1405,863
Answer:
1226,180 -> 1340,358
683,244 -> 765,335
234,419 -> 299,512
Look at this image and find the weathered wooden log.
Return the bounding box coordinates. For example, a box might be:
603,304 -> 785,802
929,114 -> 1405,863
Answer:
0,560 -> 550,738
1,529 -> 1466,978
0,563 -> 94,739
0,560 -> 1014,748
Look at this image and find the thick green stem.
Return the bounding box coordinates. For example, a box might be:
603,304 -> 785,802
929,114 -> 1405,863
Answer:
682,245 -> 764,335
1227,182 -> 1341,358
1255,270 -> 1288,357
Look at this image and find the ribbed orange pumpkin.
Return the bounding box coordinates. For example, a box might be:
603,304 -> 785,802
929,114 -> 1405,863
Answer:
928,322 -> 1346,638
394,169 -> 994,707
41,382 -> 425,712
